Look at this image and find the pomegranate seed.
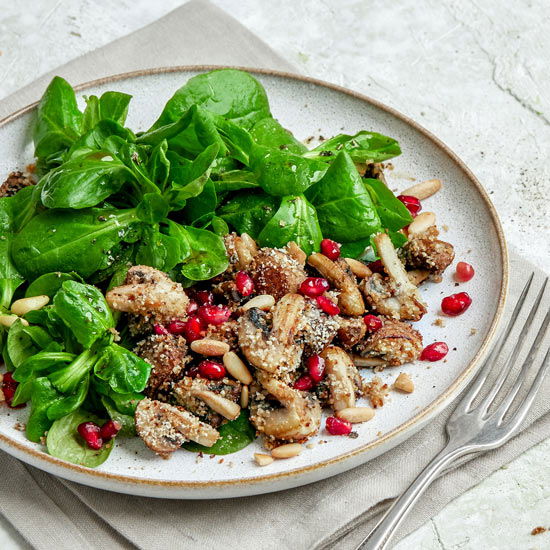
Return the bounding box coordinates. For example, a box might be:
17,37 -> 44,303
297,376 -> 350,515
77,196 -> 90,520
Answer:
153,324 -> 168,335
326,416 -> 352,436
198,360 -> 226,380
316,295 -> 340,315
320,238 -> 341,261
100,420 -> 121,442
186,365 -> 201,378
420,342 -> 449,362
182,316 -> 204,342
167,320 -> 186,335
235,271 -> 255,297
293,375 -> 315,391
1,372 -> 25,409
363,314 -> 383,332
455,262 -> 475,282
307,355 -> 326,382
367,259 -> 385,274
187,300 -> 199,314
196,290 -> 214,305
2,372 -> 16,386
397,195 -> 422,217
198,305 -> 232,326
77,421 -> 103,450
441,292 -> 472,316
299,277 -> 330,297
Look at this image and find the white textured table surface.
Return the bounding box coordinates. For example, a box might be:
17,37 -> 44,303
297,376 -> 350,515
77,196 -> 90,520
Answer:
1,1 -> 549,548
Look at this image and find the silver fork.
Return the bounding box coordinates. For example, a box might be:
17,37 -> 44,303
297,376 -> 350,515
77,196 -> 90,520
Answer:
356,274 -> 550,550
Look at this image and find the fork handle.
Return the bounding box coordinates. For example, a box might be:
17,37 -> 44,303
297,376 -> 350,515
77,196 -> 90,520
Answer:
355,445 -> 468,550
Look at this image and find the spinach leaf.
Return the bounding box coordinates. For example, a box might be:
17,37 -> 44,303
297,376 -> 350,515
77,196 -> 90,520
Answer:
94,379 -> 143,416
250,117 -> 307,155
40,154 -> 130,209
151,69 -> 271,131
136,194 -> 170,224
0,196 -> 24,308
183,410 -> 255,455
147,140 -> 170,189
135,225 -> 184,271
363,178 -> 412,231
46,409 -> 113,467
53,281 -> 114,349
25,272 -> 82,298
183,179 -> 217,225
12,207 -> 139,279
34,76 -> 82,161
6,320 -> 54,368
258,195 -> 322,255
250,145 -> 327,196
48,348 -> 97,394
306,130 -> 401,163
81,91 -> 132,132
306,151 -> 382,242
7,185 -> 40,233
47,373 -> 90,420
211,114 -> 254,165
94,343 -> 151,394
218,192 -> 278,238
100,395 -> 135,436
212,170 -> 258,193
26,377 -> 62,442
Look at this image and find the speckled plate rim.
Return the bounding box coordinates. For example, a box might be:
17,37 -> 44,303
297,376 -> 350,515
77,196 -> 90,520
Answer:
0,66 -> 509,492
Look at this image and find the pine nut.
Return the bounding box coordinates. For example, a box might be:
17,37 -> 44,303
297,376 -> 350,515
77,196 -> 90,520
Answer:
344,258 -> 372,278
240,385 -> 249,408
401,179 -> 442,200
241,294 -> 275,311
286,241 -> 307,264
394,372 -> 414,393
0,315 -> 28,327
190,338 -> 230,356
11,295 -> 49,316
336,406 -> 375,423
254,453 -> 274,466
193,390 -> 241,420
223,352 -> 253,384
351,355 -> 386,368
271,443 -> 303,459
407,212 -> 436,235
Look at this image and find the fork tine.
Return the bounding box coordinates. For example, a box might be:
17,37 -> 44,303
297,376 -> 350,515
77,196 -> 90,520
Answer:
479,278 -> 549,417
493,306 -> 550,425
452,273 -> 534,415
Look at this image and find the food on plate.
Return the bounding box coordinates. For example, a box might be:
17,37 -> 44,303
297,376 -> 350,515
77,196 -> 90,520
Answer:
0,68 -> 462,467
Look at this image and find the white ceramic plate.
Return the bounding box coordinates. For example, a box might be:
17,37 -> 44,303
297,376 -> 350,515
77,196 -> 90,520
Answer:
0,67 -> 508,499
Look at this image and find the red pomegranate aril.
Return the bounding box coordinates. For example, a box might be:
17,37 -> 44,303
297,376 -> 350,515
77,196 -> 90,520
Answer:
187,300 -> 199,314
326,416 -> 352,436
182,316 -> 204,342
167,320 -> 186,335
198,360 -> 226,380
77,421 -> 103,450
397,195 -> 422,217
187,365 -> 201,378
100,420 -> 121,442
235,271 -> 255,297
316,295 -> 340,316
363,314 -> 383,333
196,290 -> 214,306
367,259 -> 385,274
1,372 -> 25,409
307,355 -> 326,382
455,262 -> 475,282
293,375 -> 315,391
198,305 -> 232,326
441,292 -> 472,316
420,342 -> 449,362
153,324 -> 168,335
320,238 -> 341,261
299,277 -> 330,297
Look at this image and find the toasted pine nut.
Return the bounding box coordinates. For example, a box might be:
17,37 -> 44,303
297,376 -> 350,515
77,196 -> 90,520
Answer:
351,355 -> 386,368
336,406 -> 375,424
223,352 -> 253,384
407,269 -> 430,286
241,294 -> 275,311
271,443 -> 303,459
0,315 -> 28,327
394,372 -> 414,393
190,338 -> 230,356
254,453 -> 274,466
344,258 -> 372,279
11,295 -> 49,316
401,179 -> 442,200
407,212 -> 436,235
240,385 -> 249,408
193,390 -> 241,420
286,241 -> 307,264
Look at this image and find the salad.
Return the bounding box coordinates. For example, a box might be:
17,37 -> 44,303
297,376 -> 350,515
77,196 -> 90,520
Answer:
0,69 -> 466,467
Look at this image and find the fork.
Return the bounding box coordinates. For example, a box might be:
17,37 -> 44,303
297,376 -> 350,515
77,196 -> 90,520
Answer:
356,274 -> 550,550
